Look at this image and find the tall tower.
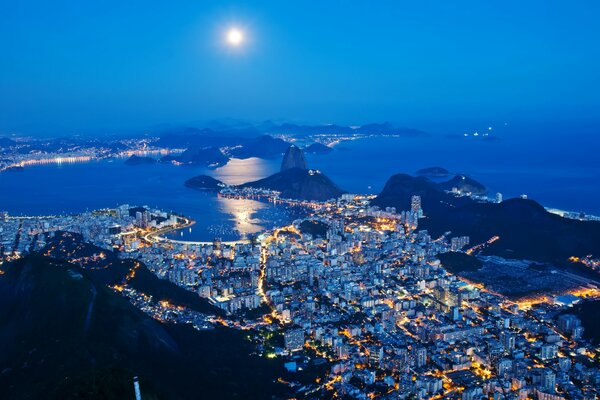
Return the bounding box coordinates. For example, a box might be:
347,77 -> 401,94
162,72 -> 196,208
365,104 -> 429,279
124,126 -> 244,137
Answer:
411,195 -> 422,215
133,376 -> 142,400
541,369 -> 556,393
414,347 -> 427,368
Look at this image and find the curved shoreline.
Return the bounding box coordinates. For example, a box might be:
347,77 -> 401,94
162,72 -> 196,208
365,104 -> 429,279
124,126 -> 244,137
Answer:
143,217 -> 249,246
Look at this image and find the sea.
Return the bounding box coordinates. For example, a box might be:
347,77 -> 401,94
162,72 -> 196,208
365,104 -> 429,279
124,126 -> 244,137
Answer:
1,133 -> 599,241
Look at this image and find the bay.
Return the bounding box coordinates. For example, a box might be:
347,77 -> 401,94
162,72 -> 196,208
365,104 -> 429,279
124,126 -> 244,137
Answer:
1,134 -> 599,243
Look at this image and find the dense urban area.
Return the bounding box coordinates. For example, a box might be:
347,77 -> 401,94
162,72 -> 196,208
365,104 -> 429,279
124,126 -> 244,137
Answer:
2,180 -> 600,399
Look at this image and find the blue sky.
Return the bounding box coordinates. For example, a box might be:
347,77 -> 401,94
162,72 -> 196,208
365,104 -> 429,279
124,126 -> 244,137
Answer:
1,0 -> 599,135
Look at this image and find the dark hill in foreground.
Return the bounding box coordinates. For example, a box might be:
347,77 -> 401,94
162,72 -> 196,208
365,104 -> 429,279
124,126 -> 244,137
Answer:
373,173 -> 600,267
241,167 -> 344,201
0,256 -> 285,400
41,231 -> 221,315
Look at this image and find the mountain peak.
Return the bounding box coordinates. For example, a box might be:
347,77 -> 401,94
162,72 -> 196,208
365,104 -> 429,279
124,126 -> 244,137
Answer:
280,144 -> 307,171
241,167 -> 344,201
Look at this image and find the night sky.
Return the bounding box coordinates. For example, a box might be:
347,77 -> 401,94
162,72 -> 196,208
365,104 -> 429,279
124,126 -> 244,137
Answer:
1,0 -> 599,135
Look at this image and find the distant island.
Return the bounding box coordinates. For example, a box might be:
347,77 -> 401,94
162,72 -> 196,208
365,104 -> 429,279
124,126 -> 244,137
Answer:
265,121 -> 425,137
241,168 -> 344,202
0,122 -> 430,174
124,154 -> 157,165
157,134 -> 291,167
154,122 -> 422,162
228,135 -> 291,159
416,166 -> 450,178
183,146 -> 343,200
240,145 -> 344,201
161,146 -> 229,168
303,142 -> 333,154
184,175 -> 226,190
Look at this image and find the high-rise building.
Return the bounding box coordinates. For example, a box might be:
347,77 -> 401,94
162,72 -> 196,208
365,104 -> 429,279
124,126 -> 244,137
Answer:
540,369 -> 556,393
367,345 -> 383,365
572,325 -> 585,340
284,328 -> 305,352
451,306 -> 462,321
462,387 -> 483,400
539,344 -> 558,360
451,236 -> 470,251
497,358 -> 512,377
557,314 -> 582,337
411,195 -> 422,214
142,211 -> 150,226
558,357 -> 572,372
500,331 -> 516,352
414,347 -> 427,368
496,192 -> 503,203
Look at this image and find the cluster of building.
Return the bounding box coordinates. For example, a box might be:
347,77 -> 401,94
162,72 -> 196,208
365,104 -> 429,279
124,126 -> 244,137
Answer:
2,194 -> 600,399
0,204 -> 182,260
130,235 -> 265,314
116,284 -> 213,331
256,195 -> 600,399
0,136 -> 175,172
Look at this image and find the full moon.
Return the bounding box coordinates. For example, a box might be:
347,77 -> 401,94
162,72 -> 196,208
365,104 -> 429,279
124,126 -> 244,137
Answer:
227,29 -> 243,46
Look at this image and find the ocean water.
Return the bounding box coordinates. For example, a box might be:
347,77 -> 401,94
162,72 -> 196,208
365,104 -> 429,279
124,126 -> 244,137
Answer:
0,157 -> 295,241
1,134 -> 598,241
307,134 -> 600,215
